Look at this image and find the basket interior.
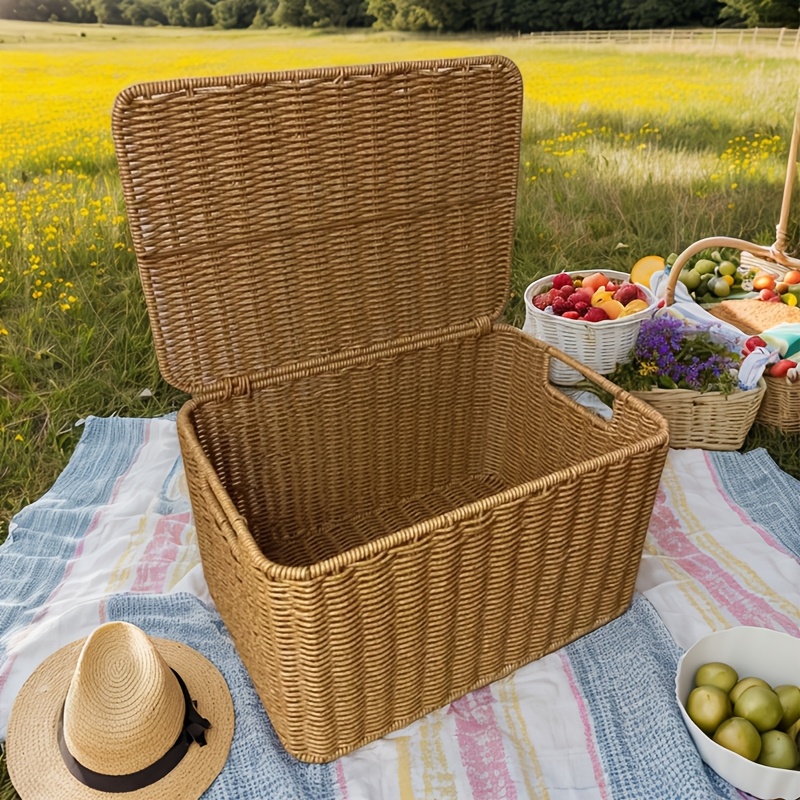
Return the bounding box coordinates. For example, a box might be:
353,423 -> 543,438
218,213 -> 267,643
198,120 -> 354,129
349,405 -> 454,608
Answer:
188,329 -> 663,567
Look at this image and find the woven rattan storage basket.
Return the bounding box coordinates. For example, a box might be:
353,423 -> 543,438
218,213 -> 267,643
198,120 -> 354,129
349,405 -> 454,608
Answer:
757,377 -> 800,430
112,57 -> 670,763
630,381 -> 765,450
636,248 -> 768,450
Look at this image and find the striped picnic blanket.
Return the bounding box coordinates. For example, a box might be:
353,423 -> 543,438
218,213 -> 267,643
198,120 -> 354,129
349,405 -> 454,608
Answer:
1,415 -> 799,799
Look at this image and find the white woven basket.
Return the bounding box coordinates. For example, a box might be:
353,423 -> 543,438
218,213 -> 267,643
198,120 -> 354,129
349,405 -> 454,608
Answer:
522,269 -> 658,385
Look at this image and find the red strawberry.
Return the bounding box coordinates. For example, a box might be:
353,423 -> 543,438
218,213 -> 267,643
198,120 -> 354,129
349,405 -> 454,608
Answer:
552,272 -> 573,290
561,310 -> 580,320
584,307 -> 609,322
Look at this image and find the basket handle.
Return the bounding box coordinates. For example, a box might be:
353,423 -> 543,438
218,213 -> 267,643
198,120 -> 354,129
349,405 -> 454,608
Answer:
543,341 -> 639,403
665,91 -> 800,306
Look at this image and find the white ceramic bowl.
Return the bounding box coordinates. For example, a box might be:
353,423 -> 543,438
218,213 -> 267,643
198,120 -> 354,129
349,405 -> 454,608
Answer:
676,626 -> 800,800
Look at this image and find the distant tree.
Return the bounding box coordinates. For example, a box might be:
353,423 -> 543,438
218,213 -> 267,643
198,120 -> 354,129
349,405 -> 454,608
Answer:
212,0 -> 258,25
629,0 -> 721,27
719,0 -> 799,26
181,0 -> 212,24
464,0 -> 511,30
119,0 -> 168,24
0,0 -> 89,20
381,0 -> 466,30
89,0 -> 124,22
365,0 -> 393,26
272,0 -> 308,24
303,0 -> 370,25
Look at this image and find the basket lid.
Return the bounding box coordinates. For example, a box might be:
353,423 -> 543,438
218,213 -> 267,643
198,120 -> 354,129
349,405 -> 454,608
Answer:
112,57 -> 522,394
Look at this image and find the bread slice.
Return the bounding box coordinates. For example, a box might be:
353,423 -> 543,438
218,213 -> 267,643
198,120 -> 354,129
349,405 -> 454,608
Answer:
706,299 -> 800,335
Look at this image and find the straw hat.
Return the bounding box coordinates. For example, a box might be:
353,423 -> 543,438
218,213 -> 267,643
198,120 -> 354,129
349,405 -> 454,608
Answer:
6,621 -> 235,800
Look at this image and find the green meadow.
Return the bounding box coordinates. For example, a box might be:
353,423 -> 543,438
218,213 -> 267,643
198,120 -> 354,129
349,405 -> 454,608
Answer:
3,24 -> 800,792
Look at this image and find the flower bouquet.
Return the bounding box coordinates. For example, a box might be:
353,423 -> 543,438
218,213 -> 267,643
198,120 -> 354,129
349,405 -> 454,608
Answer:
606,317 -> 766,451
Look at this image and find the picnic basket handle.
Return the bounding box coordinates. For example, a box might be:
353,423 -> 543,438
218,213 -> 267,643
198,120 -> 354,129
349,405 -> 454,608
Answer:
542,340 -> 640,404
665,89 -> 800,307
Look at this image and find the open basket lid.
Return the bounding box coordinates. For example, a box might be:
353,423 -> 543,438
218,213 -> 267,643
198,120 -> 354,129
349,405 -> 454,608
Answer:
111,56 -> 523,395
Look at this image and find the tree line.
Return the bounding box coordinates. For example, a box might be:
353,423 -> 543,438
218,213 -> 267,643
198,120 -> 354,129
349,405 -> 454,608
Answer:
1,0 -> 798,34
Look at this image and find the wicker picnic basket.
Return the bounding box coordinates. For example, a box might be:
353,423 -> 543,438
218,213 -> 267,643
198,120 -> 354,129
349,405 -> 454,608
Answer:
628,381 -> 765,450
661,91 -> 800,436
522,269 -> 658,385
112,56 -> 670,763
631,260 -> 767,450
756,378 -> 800,431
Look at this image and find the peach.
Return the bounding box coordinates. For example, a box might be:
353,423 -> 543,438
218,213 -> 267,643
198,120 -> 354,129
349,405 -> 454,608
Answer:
582,272 -> 609,293
595,298 -> 625,319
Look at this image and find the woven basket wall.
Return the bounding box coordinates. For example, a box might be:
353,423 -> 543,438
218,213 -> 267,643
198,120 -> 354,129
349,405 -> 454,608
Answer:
631,380 -> 766,450
178,331 -> 669,761
756,377 -> 800,432
113,56 -> 671,762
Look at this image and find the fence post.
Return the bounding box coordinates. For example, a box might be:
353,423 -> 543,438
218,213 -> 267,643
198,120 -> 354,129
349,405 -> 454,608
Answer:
778,27 -> 786,48
753,26 -> 758,46
712,28 -> 717,51
738,29 -> 744,48
669,28 -> 674,49
794,27 -> 800,54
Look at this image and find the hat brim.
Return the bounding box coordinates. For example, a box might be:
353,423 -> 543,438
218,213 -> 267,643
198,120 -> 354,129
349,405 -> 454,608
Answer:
6,635 -> 235,800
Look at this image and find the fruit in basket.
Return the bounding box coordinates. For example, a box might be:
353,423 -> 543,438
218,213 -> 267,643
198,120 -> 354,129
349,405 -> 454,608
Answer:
679,269 -> 702,291
745,335 -> 768,351
713,717 -> 762,761
618,299 -> 650,317
552,272 -> 573,290
757,730 -> 800,769
584,307 -> 609,322
582,272 -> 611,293
767,359 -> 798,378
591,289 -> 615,306
687,685 -> 732,735
695,662 -> 739,694
612,283 -> 641,306
785,269 -> 800,285
730,677 -> 772,704
775,685 -> 800,730
695,259 -> 718,275
734,686 -> 784,733
530,271 -> 651,322
753,274 -> 777,292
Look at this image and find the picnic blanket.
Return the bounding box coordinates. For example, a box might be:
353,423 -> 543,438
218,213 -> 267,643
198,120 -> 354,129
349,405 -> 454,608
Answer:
1,415 -> 800,799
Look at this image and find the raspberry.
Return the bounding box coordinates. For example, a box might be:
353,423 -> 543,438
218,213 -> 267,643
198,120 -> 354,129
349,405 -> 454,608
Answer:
552,273 -> 573,290
543,288 -> 560,307
532,293 -> 549,310
573,301 -> 589,316
551,297 -> 569,316
559,284 -> 575,299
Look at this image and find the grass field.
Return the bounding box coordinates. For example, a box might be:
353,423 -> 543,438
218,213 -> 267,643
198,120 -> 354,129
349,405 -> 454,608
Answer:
3,21 -> 800,537
2,22 -> 800,795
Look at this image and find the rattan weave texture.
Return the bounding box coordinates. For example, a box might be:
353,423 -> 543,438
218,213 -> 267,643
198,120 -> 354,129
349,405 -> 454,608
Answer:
756,378 -> 800,431
113,56 -> 670,762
